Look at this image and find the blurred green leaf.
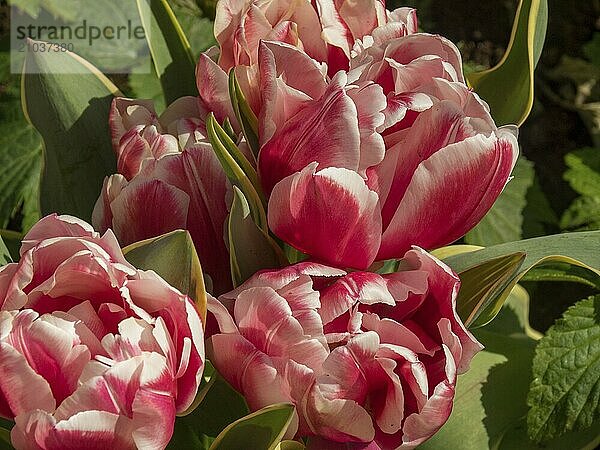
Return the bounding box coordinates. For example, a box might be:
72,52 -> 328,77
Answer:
523,263 -> 600,289
466,157 -> 535,246
467,0 -> 548,125
0,236 -> 12,265
128,62 -> 166,113
168,373 -> 249,449
229,187 -> 285,287
420,289 -> 600,450
444,232 -> 600,328
527,295 -> 600,442
561,148 -> 600,231
123,229 -> 207,319
22,41 -> 119,223
170,0 -> 216,57
10,0 -> 79,21
209,403 -> 295,450
0,47 -> 42,231
135,0 -> 197,105
583,32 -> 600,67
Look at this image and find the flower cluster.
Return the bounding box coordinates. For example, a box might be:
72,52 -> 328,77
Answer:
4,0 -> 522,448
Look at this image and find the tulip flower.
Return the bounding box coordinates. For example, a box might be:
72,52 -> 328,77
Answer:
207,247 -> 482,448
94,97 -> 232,294
258,40 -> 518,269
0,215 -> 205,450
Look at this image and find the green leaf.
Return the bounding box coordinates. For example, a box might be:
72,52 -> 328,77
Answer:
0,235 -> 11,265
170,1 -> 216,58
0,45 -> 41,231
22,41 -> 119,223
466,0 -> 548,125
229,187 -> 285,287
466,157 -> 535,246
228,71 -> 259,157
209,403 -> 295,450
128,62 -> 166,113
522,263 -> 600,289
527,295 -> 600,442
123,230 -> 207,319
454,252 -> 526,327
419,289 -> 600,450
561,148 -> 600,231
205,114 -> 267,230
443,232 -> 600,328
168,373 -> 249,449
135,0 -> 197,105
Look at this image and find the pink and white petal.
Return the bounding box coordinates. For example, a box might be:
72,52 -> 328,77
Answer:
0,263 -> 19,310
0,313 -> 56,418
214,0 -> 249,71
404,248 -> 483,372
196,53 -> 238,128
316,0 -> 354,58
400,346 -> 457,448
378,131 -> 518,260
20,214 -> 97,256
109,178 -> 190,247
110,98 -> 158,150
159,96 -> 207,131
258,72 -> 361,194
92,175 -> 128,234
306,384 -> 375,443
268,164 -> 382,270
346,83 -> 387,174
234,287 -> 328,367
319,272 -> 395,326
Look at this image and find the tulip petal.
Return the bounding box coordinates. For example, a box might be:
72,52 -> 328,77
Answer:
259,72 -> 361,194
268,164 -> 382,270
109,178 -> 190,247
378,128 -> 518,259
196,53 -> 237,127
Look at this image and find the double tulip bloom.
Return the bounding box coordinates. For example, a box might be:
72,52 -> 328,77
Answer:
207,248 -> 482,448
0,215 -> 205,449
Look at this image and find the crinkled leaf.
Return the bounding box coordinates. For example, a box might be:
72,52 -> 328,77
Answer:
443,232 -> 600,328
420,289 -> 600,450
170,1 -> 216,58
467,0 -> 548,125
123,230 -> 207,319
135,0 -> 197,104
229,187 -> 285,287
466,157 -> 535,245
209,403 -> 295,450
527,295 -> 600,442
561,148 -> 600,231
22,41 -> 119,222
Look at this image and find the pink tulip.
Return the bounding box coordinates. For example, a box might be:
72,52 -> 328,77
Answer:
95,96 -> 232,294
257,34 -> 518,269
207,248 -> 482,447
0,215 -> 205,450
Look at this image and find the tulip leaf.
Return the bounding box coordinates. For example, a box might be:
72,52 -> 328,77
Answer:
206,114 -> 267,230
419,289 -> 600,450
229,187 -> 286,287
467,0 -> 548,125
276,442 -> 305,450
527,295 -> 600,442
168,373 -> 249,449
228,70 -> 259,157
22,41 -> 119,223
123,229 -> 207,320
209,403 -> 295,450
455,252 -> 526,328
135,0 -> 197,105
0,427 -> 11,449
443,232 -> 600,328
